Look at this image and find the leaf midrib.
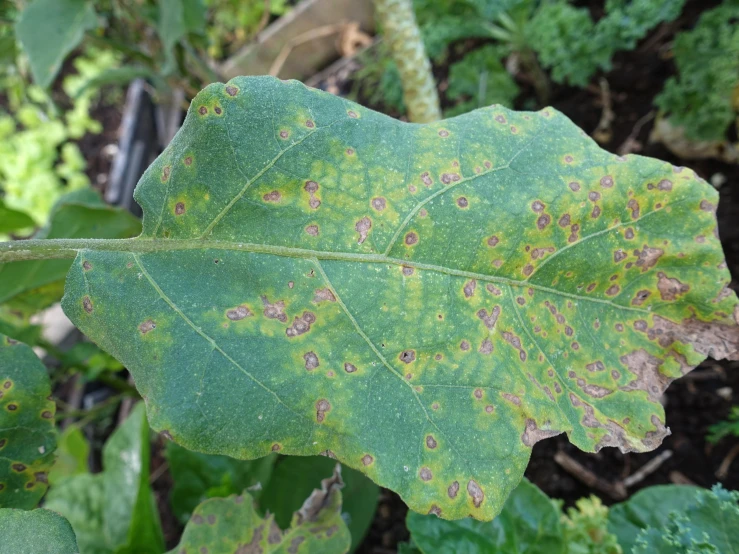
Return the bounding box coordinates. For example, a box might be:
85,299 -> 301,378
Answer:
57,237 -> 651,314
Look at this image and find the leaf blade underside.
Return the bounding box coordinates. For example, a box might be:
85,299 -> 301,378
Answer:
61,76 -> 739,521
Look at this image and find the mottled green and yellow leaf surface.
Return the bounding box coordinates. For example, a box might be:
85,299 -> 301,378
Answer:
60,76 -> 739,520
0,334 -> 56,509
168,465 -> 350,554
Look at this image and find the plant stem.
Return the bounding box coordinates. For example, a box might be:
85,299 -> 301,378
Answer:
373,0 -> 441,123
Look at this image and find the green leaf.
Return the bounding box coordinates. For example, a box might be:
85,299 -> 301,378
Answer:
407,478 -> 563,553
561,496 -> 621,554
445,45 -> 519,117
0,188 -> 141,309
44,403 -> 164,554
15,0 -> 98,88
166,441 -> 276,524
0,334 -> 56,509
0,201 -> 35,235
60,76 -> 739,520
260,456 -> 379,552
0,508 -> 79,554
43,473 -> 107,554
614,485 -> 739,554
48,425 -> 90,485
158,0 -> 206,74
168,465 -> 351,554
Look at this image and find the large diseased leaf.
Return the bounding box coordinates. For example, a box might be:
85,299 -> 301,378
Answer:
60,76 -> 739,520
0,508 -> 79,554
169,465 -> 350,554
0,334 -> 56,509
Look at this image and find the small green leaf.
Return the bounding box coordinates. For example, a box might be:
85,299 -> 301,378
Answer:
48,425 -> 90,485
158,0 -> 206,73
0,188 -> 141,309
0,334 -> 56,509
0,508 -> 79,554
166,442 -> 277,524
260,456 -> 379,552
44,403 -> 164,554
407,478 -> 563,553
60,76 -> 739,520
15,0 -> 98,88
0,201 -> 35,235
43,473 -> 106,554
168,465 -> 350,554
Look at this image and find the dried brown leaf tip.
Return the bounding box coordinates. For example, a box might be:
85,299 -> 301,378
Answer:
295,464 -> 344,525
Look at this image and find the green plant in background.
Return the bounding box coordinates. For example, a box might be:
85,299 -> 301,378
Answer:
0,47 -> 120,227
203,0 -> 288,59
707,406 -> 739,444
654,1 -> 739,143
528,0 -> 686,87
560,496 -> 621,554
0,75 -> 737,526
444,45 -> 519,117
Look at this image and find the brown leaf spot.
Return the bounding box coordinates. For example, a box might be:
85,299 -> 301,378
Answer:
531,200 -> 545,213
564,155 -> 574,163
402,266 -> 414,276
286,311 -> 316,337
313,288 -> 336,303
460,340 -> 470,351
591,205 -> 602,218
263,191 -> 281,202
619,349 -> 670,402
214,106 -> 222,115
405,232 -> 418,246
635,245 -> 664,272
304,352 -> 319,370
522,419 -> 562,447
495,114 -> 506,124
347,110 -> 358,118
558,214 -> 571,227
355,217 -> 372,244
362,454 -> 373,466
305,224 -> 319,236
586,361 -> 605,372
614,249 -> 627,263
261,296 -> 287,322
569,181 -> 581,192
588,191 -> 601,202
426,435 -> 437,449
605,285 -> 620,296
467,480 -> 484,508
463,280 -> 476,298
82,296 -> 93,314
371,197 -> 386,211
479,338 -> 493,355
501,392 -> 521,406
279,130 -> 289,139
448,481 -> 460,498
632,290 -> 651,306
316,399 -> 330,423
11,463 -> 26,472
657,179 -> 672,191
82,260 -> 92,271
399,350 -> 416,363
438,129 -> 449,137
473,388 -> 483,399
225,85 -> 238,96
304,180 -> 319,193
477,306 -> 500,329
198,106 -> 207,115
657,272 -> 689,301
457,196 -> 469,208
625,228 -> 635,240
487,235 -> 499,247
627,198 -> 640,219
600,175 -> 614,188
139,319 -> 156,334
305,119 -> 315,128
420,467 -> 433,481
227,305 -> 253,321
536,214 -> 551,230
421,172 -> 433,186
